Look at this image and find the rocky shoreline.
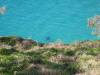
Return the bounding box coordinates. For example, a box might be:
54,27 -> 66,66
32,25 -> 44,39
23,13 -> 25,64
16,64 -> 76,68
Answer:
0,36 -> 44,50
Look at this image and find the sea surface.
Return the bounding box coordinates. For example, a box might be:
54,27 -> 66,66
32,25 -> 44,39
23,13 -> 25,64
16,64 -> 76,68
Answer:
0,0 -> 100,43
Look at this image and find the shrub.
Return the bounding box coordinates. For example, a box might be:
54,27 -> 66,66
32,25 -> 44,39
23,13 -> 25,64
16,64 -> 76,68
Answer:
86,48 -> 100,55
0,48 -> 16,55
64,50 -> 76,56
0,37 -> 16,46
64,62 -> 81,75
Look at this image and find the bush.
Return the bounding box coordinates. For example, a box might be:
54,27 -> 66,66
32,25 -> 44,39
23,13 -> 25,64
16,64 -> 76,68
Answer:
86,48 -> 100,55
64,62 -> 80,75
0,37 -> 16,46
64,50 -> 76,56
0,48 -> 16,55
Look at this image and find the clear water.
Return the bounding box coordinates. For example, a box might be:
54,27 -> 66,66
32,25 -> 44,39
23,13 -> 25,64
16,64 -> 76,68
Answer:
0,0 -> 100,43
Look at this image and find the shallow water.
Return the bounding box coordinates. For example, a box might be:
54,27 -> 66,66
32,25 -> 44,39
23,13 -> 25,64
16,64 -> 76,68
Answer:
0,0 -> 100,43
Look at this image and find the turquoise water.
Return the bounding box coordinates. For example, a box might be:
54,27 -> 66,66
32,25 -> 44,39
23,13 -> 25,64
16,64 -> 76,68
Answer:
0,0 -> 100,43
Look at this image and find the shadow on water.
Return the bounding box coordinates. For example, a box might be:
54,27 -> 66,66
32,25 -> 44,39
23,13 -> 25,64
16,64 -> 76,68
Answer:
45,36 -> 54,43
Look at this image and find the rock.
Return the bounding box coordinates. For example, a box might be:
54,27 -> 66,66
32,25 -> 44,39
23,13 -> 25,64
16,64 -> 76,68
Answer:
21,39 -> 37,49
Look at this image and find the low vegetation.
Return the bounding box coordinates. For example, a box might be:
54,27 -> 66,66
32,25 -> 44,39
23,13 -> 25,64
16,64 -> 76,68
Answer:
0,36 -> 100,75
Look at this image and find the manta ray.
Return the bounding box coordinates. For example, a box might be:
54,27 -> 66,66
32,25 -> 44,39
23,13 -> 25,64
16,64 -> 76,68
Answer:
0,6 -> 6,15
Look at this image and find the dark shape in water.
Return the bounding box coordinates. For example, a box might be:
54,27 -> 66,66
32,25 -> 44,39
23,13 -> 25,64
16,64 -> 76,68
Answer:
45,36 -> 51,41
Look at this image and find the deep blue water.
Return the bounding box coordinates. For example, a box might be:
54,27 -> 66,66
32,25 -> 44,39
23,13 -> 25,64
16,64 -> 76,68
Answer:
0,0 -> 100,43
